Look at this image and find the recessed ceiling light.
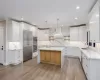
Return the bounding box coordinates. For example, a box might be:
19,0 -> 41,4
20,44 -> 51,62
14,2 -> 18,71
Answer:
21,17 -> 23,20
96,14 -> 99,17
76,6 -> 80,9
75,17 -> 78,20
61,25 -> 63,27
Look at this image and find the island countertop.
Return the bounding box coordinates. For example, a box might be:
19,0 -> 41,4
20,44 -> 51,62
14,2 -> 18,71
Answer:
39,47 -> 64,51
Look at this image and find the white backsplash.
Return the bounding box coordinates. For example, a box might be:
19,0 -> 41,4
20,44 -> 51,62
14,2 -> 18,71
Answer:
38,40 -> 87,48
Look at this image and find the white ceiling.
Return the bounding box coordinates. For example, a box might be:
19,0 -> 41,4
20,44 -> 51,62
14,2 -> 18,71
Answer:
0,0 -> 96,27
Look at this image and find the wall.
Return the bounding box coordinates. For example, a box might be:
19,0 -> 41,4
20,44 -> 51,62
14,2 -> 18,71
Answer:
38,26 -> 86,48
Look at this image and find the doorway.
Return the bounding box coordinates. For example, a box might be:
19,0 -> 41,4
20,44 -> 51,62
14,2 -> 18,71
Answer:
0,22 -> 4,64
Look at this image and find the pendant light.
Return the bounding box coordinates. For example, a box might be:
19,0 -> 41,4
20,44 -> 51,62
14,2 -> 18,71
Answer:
45,20 -> 49,34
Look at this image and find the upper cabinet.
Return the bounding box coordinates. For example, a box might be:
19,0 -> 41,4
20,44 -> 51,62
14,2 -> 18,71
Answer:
89,1 -> 100,42
70,26 -> 87,42
12,21 -> 20,41
23,23 -> 37,37
7,20 -> 21,42
70,27 -> 79,41
30,26 -> 37,37
37,29 -> 49,41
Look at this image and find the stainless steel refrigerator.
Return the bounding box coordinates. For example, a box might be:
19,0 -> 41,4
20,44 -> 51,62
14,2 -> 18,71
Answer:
23,30 -> 33,62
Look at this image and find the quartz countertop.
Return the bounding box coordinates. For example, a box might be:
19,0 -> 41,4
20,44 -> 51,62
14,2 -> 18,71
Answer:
38,45 -> 100,59
80,48 -> 100,59
39,47 -> 64,51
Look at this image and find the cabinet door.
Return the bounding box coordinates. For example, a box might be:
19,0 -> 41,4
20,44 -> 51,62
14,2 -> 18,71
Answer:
12,21 -> 20,41
51,51 -> 56,64
55,51 -> 61,65
89,2 -> 99,42
70,27 -> 79,41
51,51 -> 61,65
40,50 -> 45,61
45,51 -> 51,62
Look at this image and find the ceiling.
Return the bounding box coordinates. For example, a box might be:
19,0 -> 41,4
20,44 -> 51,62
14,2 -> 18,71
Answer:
0,0 -> 97,28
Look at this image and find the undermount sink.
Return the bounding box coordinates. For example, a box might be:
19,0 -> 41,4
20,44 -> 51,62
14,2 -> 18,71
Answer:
81,47 -> 89,50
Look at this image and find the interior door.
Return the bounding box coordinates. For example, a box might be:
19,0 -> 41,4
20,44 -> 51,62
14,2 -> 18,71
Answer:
0,26 -> 4,64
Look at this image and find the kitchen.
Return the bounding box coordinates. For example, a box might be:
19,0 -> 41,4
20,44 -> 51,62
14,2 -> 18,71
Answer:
0,0 -> 99,80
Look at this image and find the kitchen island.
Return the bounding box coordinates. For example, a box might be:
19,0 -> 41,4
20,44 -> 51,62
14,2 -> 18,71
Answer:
37,47 -> 65,68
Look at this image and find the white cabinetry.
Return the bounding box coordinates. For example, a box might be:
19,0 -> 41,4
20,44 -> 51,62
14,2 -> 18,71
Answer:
12,21 -> 20,41
8,50 -> 23,65
7,20 -> 21,42
89,1 -> 100,42
30,26 -> 37,37
65,47 -> 81,59
23,23 -> 37,37
38,30 -> 49,41
70,27 -> 79,41
79,26 -> 87,42
81,52 -> 100,80
6,20 -> 23,65
70,26 -> 86,41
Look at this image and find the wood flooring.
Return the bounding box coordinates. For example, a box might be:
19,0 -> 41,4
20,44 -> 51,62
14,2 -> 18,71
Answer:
0,57 -> 86,80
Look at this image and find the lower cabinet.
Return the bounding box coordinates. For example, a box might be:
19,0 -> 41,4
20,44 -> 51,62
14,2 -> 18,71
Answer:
65,47 -> 81,60
81,53 -> 89,79
7,50 -> 23,65
40,50 -> 61,65
81,52 -> 100,80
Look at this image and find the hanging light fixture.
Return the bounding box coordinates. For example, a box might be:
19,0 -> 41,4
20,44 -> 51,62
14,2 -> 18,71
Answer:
54,18 -> 63,38
44,20 -> 49,34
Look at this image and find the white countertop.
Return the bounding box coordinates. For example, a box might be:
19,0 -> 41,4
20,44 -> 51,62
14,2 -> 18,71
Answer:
81,48 -> 100,59
38,45 -> 100,59
39,47 -> 64,51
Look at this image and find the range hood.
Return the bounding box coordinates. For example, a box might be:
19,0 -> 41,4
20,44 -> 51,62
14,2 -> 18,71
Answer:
54,27 -> 64,39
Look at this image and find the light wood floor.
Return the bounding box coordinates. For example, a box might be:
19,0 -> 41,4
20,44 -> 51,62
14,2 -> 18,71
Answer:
0,57 -> 86,80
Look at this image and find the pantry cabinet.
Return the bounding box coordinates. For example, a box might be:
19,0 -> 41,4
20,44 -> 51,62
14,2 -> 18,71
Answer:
89,1 -> 100,42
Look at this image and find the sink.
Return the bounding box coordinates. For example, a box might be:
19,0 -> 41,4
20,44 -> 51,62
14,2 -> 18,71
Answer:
81,47 -> 89,50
